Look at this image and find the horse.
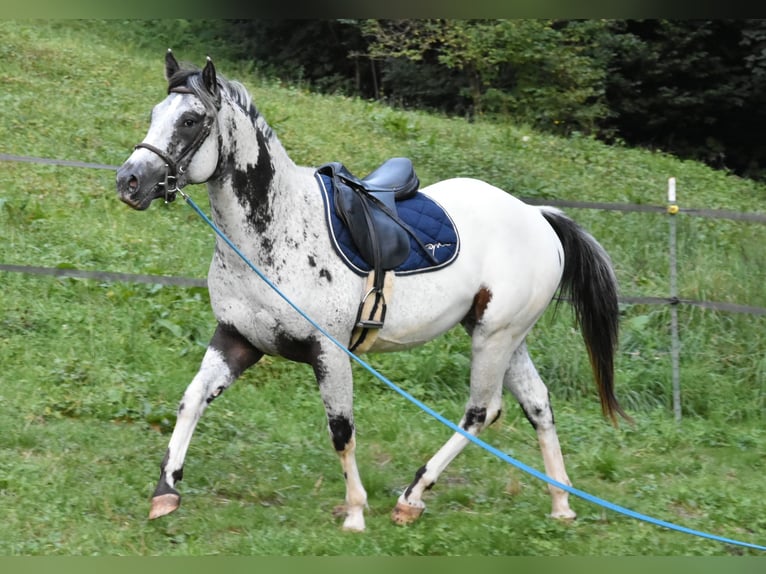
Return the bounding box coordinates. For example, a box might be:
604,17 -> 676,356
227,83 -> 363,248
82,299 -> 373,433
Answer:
116,50 -> 629,532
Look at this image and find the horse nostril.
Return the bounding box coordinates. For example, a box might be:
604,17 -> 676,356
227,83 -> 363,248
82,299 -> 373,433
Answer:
128,175 -> 139,191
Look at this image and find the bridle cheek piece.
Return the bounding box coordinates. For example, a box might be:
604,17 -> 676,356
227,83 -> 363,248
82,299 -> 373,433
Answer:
133,87 -> 215,204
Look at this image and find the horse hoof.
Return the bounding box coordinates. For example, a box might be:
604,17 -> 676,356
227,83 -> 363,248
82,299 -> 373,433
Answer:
391,500 -> 425,525
549,509 -> 577,521
342,515 -> 366,532
149,493 -> 181,519
334,504 -> 366,532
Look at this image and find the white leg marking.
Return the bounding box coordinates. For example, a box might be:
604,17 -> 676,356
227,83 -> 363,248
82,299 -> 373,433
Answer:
537,427 -> 576,519
338,435 -> 368,532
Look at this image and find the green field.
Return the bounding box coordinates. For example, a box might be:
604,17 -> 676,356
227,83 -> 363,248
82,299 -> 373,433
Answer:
2,20 -> 766,556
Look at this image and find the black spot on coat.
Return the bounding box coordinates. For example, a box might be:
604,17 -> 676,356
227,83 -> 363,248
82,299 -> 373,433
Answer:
209,323 -> 263,377
462,406 -> 487,430
228,127 -> 275,235
404,465 -> 427,498
328,415 -> 353,451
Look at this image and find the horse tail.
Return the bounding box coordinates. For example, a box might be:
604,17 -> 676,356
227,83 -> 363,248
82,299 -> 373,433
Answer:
539,206 -> 632,426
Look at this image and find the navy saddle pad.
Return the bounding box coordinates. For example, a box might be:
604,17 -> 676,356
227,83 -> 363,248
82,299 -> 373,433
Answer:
315,173 -> 460,276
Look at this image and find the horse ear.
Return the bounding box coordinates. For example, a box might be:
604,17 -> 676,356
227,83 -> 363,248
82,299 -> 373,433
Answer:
165,49 -> 180,81
202,56 -> 219,100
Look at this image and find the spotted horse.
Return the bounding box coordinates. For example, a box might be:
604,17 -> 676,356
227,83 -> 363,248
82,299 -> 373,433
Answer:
116,50 -> 630,532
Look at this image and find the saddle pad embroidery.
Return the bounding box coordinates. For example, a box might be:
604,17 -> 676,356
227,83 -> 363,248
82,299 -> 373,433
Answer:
316,173 -> 460,276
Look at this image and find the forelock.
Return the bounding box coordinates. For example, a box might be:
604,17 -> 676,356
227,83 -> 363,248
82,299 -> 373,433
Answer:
166,65 -> 219,113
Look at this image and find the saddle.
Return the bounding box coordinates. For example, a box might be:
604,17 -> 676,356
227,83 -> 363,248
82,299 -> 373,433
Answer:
316,158 -> 423,273
316,158 -> 437,352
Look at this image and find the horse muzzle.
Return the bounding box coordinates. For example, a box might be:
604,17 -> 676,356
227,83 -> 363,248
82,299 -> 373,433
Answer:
116,161 -> 168,210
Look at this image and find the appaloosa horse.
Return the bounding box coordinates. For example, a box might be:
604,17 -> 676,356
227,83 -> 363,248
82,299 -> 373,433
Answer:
116,51 -> 628,532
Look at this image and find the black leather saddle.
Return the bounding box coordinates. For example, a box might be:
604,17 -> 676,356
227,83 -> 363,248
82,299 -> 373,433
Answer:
316,158 -> 431,284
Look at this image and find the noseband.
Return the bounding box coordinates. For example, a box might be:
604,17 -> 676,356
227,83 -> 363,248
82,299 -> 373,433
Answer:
134,86 -> 215,203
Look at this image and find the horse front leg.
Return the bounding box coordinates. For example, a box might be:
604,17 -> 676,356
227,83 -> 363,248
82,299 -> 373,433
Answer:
149,323 -> 262,519
312,346 -> 367,531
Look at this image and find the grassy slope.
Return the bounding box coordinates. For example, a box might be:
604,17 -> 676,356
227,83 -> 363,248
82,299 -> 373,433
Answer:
1,20 -> 766,555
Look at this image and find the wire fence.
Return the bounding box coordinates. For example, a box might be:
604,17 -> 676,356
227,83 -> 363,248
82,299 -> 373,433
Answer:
4,152 -> 766,422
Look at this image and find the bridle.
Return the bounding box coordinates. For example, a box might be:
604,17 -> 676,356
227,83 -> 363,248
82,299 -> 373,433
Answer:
133,86 -> 216,203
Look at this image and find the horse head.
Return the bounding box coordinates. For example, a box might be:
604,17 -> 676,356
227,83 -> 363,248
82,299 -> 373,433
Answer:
116,50 -> 221,210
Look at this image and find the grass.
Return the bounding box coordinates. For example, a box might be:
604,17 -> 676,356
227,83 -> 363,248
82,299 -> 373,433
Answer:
2,20 -> 766,556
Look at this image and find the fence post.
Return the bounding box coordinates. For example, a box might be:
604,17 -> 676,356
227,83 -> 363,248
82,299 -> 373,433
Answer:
668,177 -> 682,422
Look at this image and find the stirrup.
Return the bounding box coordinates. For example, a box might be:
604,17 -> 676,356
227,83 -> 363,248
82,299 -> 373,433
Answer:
355,286 -> 386,329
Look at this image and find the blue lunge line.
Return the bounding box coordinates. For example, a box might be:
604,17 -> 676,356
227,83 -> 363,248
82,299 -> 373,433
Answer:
180,190 -> 766,553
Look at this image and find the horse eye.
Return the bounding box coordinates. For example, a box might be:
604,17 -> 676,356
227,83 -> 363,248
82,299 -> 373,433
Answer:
183,118 -> 197,128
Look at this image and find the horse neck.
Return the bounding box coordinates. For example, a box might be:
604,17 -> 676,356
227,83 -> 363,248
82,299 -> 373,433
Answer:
207,105 -> 316,250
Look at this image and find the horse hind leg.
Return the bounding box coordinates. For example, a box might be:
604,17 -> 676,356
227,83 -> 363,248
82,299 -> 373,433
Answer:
391,329 -> 512,525
390,412 -> 501,525
149,323 -> 262,519
504,341 -> 576,520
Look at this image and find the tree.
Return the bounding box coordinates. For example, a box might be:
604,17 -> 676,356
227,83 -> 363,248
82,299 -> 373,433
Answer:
192,19 -> 766,181
358,19 -> 612,133
603,19 -> 766,179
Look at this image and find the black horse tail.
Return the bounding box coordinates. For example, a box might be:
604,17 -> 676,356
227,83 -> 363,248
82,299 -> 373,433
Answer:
539,206 -> 631,426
